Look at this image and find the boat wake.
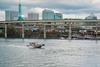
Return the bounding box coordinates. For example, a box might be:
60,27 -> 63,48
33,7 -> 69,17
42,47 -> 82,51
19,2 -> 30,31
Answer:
9,45 -> 27,48
0,44 -> 27,49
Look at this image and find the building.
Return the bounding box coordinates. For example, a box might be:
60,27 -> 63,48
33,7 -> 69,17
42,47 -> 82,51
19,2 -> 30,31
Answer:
5,10 -> 19,21
85,13 -> 97,20
54,13 -> 63,20
42,9 -> 55,20
42,9 -> 63,20
27,12 -> 39,20
17,1 -> 24,21
84,13 -> 98,30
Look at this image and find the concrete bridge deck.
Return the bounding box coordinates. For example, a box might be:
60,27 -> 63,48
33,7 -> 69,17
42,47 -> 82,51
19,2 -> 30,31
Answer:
0,19 -> 100,23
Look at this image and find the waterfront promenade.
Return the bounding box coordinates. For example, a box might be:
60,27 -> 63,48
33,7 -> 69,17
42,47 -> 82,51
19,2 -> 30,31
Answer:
0,20 -> 100,39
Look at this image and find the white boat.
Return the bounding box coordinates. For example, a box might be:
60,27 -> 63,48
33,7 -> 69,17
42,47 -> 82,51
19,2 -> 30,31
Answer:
27,42 -> 45,48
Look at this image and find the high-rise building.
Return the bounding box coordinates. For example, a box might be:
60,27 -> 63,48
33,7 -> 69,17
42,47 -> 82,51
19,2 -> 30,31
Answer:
28,13 -> 39,20
54,13 -> 63,20
17,0 -> 24,21
42,9 -> 55,20
5,10 -> 18,21
42,9 -> 63,20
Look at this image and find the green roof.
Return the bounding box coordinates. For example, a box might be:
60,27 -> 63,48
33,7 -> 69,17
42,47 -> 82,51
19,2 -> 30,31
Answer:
17,16 -> 24,21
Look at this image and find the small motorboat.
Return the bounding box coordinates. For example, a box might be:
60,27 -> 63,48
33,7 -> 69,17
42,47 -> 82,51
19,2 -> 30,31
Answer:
27,42 -> 45,48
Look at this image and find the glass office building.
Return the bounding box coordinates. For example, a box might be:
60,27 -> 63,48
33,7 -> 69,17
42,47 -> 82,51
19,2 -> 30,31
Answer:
42,9 -> 63,20
54,13 -> 63,20
42,9 -> 55,20
5,10 -> 18,21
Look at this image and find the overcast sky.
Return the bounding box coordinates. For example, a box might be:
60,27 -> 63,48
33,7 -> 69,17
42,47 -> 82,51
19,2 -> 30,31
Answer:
0,0 -> 100,20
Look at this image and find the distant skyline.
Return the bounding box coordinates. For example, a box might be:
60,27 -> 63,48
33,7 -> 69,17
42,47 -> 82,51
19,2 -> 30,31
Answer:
0,0 -> 100,20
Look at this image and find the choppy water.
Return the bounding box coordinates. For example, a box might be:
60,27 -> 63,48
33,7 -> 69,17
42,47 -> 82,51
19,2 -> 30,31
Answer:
0,39 -> 100,67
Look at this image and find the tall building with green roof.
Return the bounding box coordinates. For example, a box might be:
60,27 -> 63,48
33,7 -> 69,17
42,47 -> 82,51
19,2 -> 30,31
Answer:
17,0 -> 24,21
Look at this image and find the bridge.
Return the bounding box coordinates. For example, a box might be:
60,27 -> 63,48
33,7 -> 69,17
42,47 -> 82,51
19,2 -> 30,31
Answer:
0,20 -> 100,39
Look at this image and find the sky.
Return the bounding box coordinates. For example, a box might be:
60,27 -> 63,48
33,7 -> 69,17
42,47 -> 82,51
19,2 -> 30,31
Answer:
0,0 -> 100,20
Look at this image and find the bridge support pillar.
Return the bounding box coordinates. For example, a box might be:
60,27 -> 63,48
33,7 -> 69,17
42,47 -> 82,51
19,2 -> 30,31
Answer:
96,23 -> 98,39
68,22 -> 72,40
5,23 -> 7,38
44,25 -> 46,39
22,23 -> 24,39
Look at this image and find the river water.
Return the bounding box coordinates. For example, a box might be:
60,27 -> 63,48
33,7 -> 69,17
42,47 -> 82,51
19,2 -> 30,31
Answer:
0,39 -> 100,67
